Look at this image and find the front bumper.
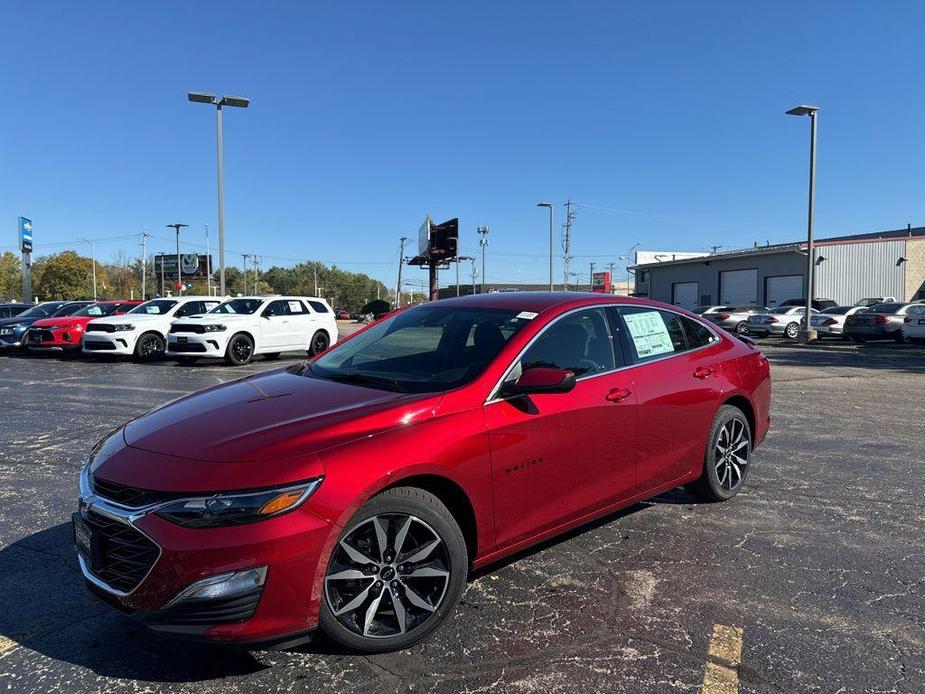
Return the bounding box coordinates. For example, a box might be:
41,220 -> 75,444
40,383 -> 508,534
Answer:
83,332 -> 137,356
76,480 -> 337,643
844,326 -> 898,338
166,333 -> 228,358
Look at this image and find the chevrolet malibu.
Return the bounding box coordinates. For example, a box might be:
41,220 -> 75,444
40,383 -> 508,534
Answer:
76,293 -> 771,652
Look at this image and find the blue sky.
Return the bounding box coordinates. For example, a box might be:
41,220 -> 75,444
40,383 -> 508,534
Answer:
2,1 -> 924,288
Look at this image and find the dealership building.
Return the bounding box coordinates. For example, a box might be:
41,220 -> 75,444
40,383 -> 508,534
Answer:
632,225 -> 925,310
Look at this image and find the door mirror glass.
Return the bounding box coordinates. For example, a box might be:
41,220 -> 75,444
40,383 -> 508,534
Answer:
501,367 -> 576,396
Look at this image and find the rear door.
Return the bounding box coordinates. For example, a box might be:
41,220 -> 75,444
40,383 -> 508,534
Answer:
617,307 -> 724,492
286,300 -> 316,347
720,269 -> 758,305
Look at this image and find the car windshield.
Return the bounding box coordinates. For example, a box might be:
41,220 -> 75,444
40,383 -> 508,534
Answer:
854,298 -> 880,307
210,298 -> 264,315
17,304 -> 59,319
868,303 -> 904,314
305,306 -> 532,393
130,300 -> 178,315
74,304 -> 119,317
52,303 -> 89,317
823,306 -> 851,315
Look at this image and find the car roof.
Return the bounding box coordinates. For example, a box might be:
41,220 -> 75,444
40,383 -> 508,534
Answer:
425,291 -> 669,314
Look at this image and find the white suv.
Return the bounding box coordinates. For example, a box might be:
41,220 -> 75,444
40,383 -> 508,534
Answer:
83,296 -> 224,361
165,295 -> 338,365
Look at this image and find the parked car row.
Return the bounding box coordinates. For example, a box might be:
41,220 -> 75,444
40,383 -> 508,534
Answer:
694,297 -> 925,344
0,295 -> 339,366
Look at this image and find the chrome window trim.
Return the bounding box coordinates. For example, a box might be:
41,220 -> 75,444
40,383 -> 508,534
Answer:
484,302 -> 722,406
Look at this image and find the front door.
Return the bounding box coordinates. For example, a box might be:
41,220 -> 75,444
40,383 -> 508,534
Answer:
484,307 -> 637,550
260,300 -> 293,350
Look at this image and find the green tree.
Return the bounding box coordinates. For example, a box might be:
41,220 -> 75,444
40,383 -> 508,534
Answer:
33,251 -> 107,300
0,252 -> 22,301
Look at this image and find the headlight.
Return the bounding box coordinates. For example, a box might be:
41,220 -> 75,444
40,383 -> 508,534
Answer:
113,324 -> 135,331
155,479 -> 323,528
203,324 -> 227,332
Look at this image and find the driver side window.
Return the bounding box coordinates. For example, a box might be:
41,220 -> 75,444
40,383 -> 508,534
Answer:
263,300 -> 290,318
520,308 -> 616,377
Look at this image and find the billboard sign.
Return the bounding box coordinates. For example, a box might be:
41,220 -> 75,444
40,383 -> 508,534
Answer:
591,271 -> 611,293
417,216 -> 431,257
18,217 -> 33,253
155,254 -> 213,279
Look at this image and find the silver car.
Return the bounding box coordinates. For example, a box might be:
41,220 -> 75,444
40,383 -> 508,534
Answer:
703,305 -> 768,334
844,302 -> 918,342
747,306 -> 818,339
808,305 -> 868,339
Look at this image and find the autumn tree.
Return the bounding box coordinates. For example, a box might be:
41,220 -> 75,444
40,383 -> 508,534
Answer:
33,251 -> 108,300
0,252 -> 22,301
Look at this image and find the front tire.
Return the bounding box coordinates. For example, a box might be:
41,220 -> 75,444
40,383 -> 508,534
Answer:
320,487 -> 468,653
225,333 -> 254,366
134,332 -> 165,362
688,405 -> 752,502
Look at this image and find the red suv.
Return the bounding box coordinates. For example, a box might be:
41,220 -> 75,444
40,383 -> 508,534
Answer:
27,301 -> 142,353
76,293 -> 770,651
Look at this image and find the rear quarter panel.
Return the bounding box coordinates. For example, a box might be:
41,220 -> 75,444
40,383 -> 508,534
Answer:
721,343 -> 771,446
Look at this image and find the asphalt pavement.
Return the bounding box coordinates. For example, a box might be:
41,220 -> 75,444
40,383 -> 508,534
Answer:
0,335 -> 921,693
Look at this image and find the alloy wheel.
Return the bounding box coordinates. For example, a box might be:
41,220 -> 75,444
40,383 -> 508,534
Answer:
311,331 -> 330,355
785,323 -> 799,339
231,336 -> 253,362
713,418 -> 749,491
139,335 -> 163,359
324,514 -> 451,639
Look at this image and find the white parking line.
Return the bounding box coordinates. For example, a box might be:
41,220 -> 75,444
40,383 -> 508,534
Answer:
702,624 -> 743,693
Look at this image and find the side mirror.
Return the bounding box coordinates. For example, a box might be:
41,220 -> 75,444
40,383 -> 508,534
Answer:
501,367 -> 576,397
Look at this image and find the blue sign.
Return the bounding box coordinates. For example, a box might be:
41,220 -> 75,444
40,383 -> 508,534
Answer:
18,217 -> 32,253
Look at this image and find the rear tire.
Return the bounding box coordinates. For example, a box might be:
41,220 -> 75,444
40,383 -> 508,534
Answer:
225,333 -> 254,366
735,321 -> 749,335
784,322 -> 799,339
688,405 -> 752,502
308,330 -> 331,357
319,487 -> 468,653
134,332 -> 165,362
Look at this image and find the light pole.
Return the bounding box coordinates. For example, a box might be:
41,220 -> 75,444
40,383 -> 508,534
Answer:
241,253 -> 251,294
205,224 -> 212,296
396,236 -> 407,307
786,105 -> 820,342
188,92 -> 250,297
76,237 -> 97,300
456,256 -> 474,296
477,226 -> 489,294
537,203 -> 554,290
469,258 -> 478,295
166,223 -> 188,295
623,242 -> 640,291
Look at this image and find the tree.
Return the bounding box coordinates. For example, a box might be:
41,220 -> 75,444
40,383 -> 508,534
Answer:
0,252 -> 22,301
261,262 -> 388,312
33,251 -> 107,300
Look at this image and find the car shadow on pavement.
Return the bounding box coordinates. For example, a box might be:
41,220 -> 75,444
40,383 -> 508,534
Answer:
762,343 -> 925,373
0,523 -> 268,682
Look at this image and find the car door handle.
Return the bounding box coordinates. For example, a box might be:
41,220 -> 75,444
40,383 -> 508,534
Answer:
693,366 -> 713,379
605,388 -> 632,403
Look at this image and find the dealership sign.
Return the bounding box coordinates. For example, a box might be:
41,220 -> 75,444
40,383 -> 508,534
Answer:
591,271 -> 611,293
154,254 -> 213,279
18,217 -> 32,253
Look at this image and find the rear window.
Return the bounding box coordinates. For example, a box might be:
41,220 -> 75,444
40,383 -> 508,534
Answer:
822,306 -> 851,315
308,301 -> 330,313
681,316 -> 718,348
620,307 -> 687,361
868,303 -> 904,314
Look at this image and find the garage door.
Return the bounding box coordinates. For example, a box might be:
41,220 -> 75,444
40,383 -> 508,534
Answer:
766,275 -> 804,308
719,269 -> 758,305
671,282 -> 699,310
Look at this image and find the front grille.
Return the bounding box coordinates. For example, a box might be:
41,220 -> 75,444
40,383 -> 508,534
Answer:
87,324 -> 117,333
170,324 -> 205,334
92,475 -> 179,508
84,341 -> 117,351
147,589 -> 263,626
170,342 -> 207,353
84,510 -> 159,593
30,330 -> 53,342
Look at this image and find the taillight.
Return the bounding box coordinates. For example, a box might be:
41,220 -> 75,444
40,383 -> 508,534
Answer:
874,315 -> 889,324
765,317 -> 778,324
822,318 -> 837,326
718,314 -> 730,320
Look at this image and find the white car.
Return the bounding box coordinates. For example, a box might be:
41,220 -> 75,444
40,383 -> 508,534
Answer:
83,296 -> 223,361
808,305 -> 868,339
746,306 -> 818,339
165,295 -> 338,365
901,304 -> 925,344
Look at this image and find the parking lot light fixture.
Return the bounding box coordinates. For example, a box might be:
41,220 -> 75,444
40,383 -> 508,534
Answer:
76,237 -> 97,300
537,203 -> 554,291
786,104 -> 819,342
187,91 -> 251,297
166,223 -> 189,295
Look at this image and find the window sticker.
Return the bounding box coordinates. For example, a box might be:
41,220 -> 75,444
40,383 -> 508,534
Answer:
146,306 -> 159,313
623,311 -> 674,358
288,301 -> 303,313
516,311 -> 538,320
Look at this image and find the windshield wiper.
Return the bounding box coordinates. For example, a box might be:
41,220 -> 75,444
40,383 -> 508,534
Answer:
312,370 -> 408,393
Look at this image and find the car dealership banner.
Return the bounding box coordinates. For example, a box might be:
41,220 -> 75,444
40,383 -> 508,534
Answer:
154,253 -> 213,279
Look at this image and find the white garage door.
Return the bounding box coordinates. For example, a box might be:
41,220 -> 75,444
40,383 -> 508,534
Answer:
672,282 -> 699,310
719,269 -> 758,305
766,275 -> 804,308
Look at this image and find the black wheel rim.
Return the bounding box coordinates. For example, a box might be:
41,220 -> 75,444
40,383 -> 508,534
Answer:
714,418 -> 749,491
231,337 -> 252,362
140,336 -> 162,357
312,333 -> 329,353
325,514 -> 451,639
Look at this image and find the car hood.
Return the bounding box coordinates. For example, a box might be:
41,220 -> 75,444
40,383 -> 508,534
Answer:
0,316 -> 41,328
175,313 -> 249,325
94,313 -> 158,325
122,368 -> 442,463
30,316 -> 92,329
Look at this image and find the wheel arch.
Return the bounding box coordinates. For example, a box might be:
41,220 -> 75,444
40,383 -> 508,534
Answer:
721,394 -> 755,444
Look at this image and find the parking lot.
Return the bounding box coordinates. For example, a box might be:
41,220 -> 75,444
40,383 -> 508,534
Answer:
0,335 -> 922,693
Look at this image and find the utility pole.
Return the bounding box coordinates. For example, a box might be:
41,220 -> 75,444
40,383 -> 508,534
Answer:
470,258 -> 478,295
477,226 -> 489,294
140,230 -> 150,300
313,264 -> 318,297
205,224 -> 212,296
396,236 -> 407,307
589,262 -> 595,291
253,255 -> 260,294
166,223 -> 188,295
160,252 -> 166,296
77,237 -> 97,300
241,253 -> 251,294
456,256 -> 474,296
562,200 -> 575,290
607,262 -> 616,294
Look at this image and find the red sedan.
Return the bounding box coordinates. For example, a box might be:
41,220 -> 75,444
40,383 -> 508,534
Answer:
76,293 -> 770,651
27,300 -> 142,353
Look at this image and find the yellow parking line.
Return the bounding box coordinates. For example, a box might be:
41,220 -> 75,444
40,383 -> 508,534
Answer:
702,624 -> 743,693
0,635 -> 18,656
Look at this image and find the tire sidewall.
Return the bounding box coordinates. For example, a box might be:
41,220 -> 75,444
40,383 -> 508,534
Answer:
319,488 -> 468,653
701,405 -> 752,501
785,322 -> 799,339
225,333 -> 254,365
135,332 -> 165,362
308,330 -> 330,357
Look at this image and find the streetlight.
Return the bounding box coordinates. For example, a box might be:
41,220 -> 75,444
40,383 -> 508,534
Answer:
76,237 -> 97,300
187,91 -> 250,297
477,226 -> 489,294
537,203 -> 554,290
786,104 -> 819,342
166,223 -> 189,295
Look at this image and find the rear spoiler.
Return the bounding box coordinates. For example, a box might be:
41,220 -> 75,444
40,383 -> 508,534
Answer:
733,333 -> 758,349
